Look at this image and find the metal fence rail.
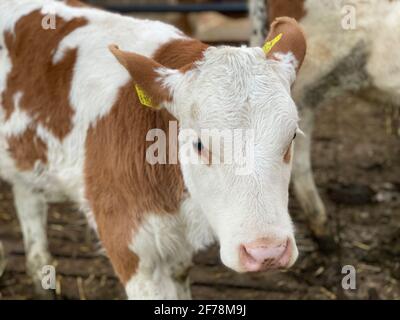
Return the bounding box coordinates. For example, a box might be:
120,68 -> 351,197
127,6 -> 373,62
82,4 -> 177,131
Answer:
102,2 -> 248,13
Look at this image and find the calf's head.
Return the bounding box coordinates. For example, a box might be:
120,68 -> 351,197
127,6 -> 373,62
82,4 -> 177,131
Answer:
110,17 -> 306,273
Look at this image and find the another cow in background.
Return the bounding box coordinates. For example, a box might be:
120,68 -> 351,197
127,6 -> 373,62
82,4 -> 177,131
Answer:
249,0 -> 400,245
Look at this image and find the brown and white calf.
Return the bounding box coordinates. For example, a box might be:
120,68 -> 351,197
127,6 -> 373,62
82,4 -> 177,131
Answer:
250,0 -> 400,243
0,0 -> 306,299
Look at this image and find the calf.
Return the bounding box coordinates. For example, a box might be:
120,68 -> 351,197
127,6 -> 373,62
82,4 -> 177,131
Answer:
0,0 -> 306,299
250,0 -> 400,244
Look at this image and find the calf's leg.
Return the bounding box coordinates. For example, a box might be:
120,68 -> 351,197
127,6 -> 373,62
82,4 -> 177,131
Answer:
12,183 -> 53,298
94,209 -> 192,300
125,264 -> 191,300
292,107 -> 333,247
248,0 -> 267,47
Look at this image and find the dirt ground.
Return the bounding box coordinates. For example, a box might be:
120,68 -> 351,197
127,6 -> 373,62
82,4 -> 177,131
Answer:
0,94 -> 399,300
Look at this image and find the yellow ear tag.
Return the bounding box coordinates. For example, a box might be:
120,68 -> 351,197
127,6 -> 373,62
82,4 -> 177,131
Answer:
135,84 -> 159,109
262,33 -> 283,54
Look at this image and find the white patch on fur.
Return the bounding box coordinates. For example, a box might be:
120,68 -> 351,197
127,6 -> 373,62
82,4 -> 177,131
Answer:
12,182 -> 51,282
1,92 -> 32,136
366,1 -> 400,96
0,1 -> 43,34
126,198 -> 214,299
271,51 -> 298,86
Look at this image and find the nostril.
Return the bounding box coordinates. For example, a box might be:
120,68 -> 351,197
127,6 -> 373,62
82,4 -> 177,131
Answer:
240,245 -> 262,272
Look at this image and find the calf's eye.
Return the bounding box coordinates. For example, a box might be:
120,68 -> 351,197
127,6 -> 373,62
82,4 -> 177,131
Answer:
194,139 -> 203,153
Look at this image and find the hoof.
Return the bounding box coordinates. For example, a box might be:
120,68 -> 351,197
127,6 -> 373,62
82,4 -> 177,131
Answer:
314,234 -> 338,253
309,223 -> 338,253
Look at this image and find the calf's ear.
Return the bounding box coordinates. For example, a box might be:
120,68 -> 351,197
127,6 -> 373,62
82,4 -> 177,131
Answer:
263,17 -> 307,74
109,45 -> 174,108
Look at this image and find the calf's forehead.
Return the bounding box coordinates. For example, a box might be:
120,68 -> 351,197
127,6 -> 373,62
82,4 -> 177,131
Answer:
192,76 -> 298,134
189,48 -> 296,120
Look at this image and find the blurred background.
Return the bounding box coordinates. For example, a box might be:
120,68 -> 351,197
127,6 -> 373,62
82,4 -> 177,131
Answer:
0,0 -> 399,300
88,0 -> 253,44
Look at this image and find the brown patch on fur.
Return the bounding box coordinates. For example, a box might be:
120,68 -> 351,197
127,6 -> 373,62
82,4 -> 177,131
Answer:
109,45 -> 172,107
153,39 -> 209,71
267,0 -> 306,22
265,17 -> 307,72
7,128 -> 48,171
2,11 -> 87,142
85,38 -> 208,284
109,39 -> 208,108
64,0 -> 88,7
85,84 -> 183,283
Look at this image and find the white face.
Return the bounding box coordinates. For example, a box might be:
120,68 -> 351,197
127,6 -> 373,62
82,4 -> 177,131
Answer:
164,46 -> 300,273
